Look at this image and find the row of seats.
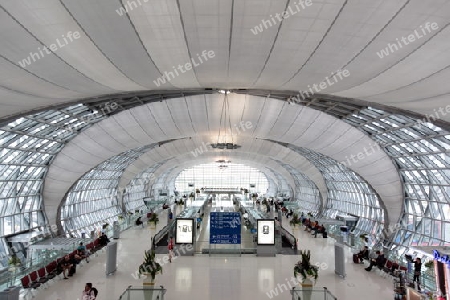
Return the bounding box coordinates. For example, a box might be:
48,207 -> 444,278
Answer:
19,237 -> 105,299
358,253 -> 408,280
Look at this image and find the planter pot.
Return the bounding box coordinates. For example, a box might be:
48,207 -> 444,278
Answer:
141,275 -> 157,300
291,224 -> 300,229
8,266 -> 16,272
299,277 -> 314,300
142,275 -> 155,286
148,222 -> 157,229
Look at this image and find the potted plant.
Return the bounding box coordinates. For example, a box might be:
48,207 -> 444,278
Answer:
8,255 -> 21,271
424,260 -> 434,275
139,250 -> 163,286
290,213 -> 302,229
148,213 -> 159,229
294,250 -> 319,287
102,223 -> 109,230
178,199 -> 185,206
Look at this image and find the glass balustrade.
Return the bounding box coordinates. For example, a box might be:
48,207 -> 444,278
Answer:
118,286 -> 166,300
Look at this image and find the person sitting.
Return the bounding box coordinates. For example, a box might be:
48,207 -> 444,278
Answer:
58,255 -> 75,279
77,242 -> 90,263
306,220 -> 315,232
99,232 -> 110,247
357,246 -> 370,263
313,224 -> 325,238
365,251 -> 386,271
301,213 -> 306,224
303,219 -> 310,230
287,209 -> 294,218
135,217 -> 143,227
73,251 -> 83,264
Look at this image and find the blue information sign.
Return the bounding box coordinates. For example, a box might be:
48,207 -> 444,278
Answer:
210,212 -> 241,244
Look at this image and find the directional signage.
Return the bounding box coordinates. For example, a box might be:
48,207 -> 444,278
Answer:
210,212 -> 241,244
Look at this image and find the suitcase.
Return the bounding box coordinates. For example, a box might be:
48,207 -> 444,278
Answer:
322,232 -> 327,238
353,254 -> 360,264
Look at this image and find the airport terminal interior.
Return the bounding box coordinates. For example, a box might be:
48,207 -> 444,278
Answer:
0,0 -> 450,299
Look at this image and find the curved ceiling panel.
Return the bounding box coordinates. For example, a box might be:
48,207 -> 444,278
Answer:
0,0 -> 448,122
43,94 -> 401,227
125,0 -> 201,88
59,0 -> 170,89
1,0 -> 145,91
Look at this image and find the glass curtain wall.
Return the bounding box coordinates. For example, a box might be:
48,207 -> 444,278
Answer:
123,162 -> 166,212
282,164 -> 321,213
174,163 -> 269,195
60,146 -> 154,236
0,103 -> 110,268
292,147 -> 384,237
344,107 -> 450,253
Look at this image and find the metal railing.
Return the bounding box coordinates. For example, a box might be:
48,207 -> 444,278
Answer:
0,208 -> 160,291
290,287 -> 337,300
279,225 -> 296,247
152,221 -> 175,250
118,285 -> 166,300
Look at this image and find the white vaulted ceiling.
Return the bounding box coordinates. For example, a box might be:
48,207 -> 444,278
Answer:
43,94 -> 401,227
1,0 -> 449,229
0,0 -> 449,120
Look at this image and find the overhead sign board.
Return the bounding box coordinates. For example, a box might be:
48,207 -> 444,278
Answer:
210,212 -> 241,244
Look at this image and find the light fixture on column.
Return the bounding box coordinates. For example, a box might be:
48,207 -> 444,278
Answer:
210,92 -> 240,150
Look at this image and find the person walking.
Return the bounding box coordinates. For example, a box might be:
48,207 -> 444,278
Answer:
81,282 -> 97,300
168,236 -> 174,263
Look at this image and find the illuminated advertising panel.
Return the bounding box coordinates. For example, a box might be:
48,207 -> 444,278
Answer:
176,218 -> 194,244
257,219 -> 275,245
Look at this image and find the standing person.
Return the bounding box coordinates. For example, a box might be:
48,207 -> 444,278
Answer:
413,258 -> 422,291
81,283 -> 96,300
168,236 -> 174,263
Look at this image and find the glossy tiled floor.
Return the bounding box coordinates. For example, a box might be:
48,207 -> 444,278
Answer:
34,207 -> 395,300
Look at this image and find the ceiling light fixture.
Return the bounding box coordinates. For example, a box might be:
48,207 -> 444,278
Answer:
210,92 -> 241,150
216,159 -> 231,163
